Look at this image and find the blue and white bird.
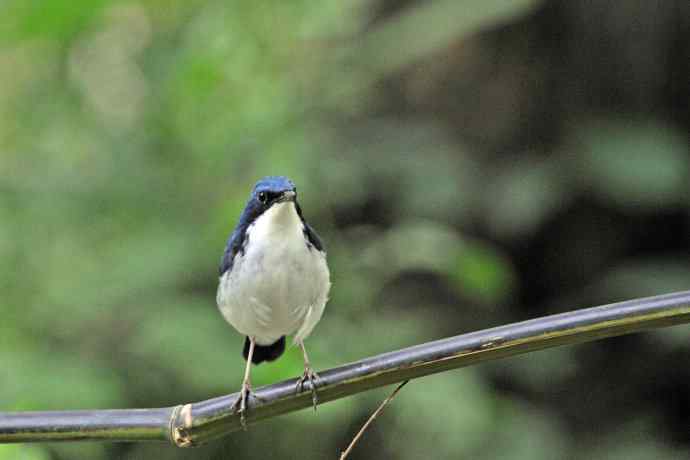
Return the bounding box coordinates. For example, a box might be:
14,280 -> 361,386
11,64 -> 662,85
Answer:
216,176 -> 330,422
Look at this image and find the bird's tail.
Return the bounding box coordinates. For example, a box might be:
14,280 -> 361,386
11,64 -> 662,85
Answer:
244,336 -> 286,364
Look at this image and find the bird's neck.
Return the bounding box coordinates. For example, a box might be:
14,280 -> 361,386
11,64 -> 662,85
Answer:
249,202 -> 303,241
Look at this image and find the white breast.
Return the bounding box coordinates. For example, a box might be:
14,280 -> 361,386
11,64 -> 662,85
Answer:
216,202 -> 330,346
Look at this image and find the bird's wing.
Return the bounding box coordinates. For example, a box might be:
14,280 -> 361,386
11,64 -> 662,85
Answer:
218,224 -> 248,276
295,201 -> 325,252
303,222 -> 325,252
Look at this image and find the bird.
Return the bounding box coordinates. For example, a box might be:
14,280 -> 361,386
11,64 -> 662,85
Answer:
216,176 -> 330,425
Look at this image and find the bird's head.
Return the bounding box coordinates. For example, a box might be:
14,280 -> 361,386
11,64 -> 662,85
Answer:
251,176 -> 297,208
236,176 -> 301,230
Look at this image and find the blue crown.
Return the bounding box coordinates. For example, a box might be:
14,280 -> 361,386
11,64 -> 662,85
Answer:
253,176 -> 296,195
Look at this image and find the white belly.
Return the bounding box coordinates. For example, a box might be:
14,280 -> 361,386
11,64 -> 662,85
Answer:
216,202 -> 330,345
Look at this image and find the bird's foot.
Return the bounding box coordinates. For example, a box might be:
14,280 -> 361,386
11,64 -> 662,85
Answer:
232,381 -> 263,429
295,366 -> 321,411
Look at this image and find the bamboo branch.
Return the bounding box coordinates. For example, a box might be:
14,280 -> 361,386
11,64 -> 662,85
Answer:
1,290 -> 689,447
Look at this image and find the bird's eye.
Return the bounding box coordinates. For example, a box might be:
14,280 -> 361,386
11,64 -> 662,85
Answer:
258,192 -> 268,204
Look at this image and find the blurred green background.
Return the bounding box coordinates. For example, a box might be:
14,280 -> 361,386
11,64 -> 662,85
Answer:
1,0 -> 689,459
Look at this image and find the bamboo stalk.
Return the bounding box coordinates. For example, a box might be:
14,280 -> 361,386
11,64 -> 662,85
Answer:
2,290 -> 689,446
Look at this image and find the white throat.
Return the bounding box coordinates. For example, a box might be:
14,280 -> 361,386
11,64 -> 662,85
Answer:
248,201 -> 303,242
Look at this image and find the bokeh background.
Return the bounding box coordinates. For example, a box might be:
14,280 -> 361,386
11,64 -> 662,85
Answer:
1,0 -> 689,459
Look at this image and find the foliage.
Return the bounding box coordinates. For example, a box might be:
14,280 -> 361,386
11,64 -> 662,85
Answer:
1,0 -> 688,459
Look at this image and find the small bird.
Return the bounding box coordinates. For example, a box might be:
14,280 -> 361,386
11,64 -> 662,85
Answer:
216,176 -> 330,424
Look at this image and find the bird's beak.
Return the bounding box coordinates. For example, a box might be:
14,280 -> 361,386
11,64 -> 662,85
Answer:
279,190 -> 296,202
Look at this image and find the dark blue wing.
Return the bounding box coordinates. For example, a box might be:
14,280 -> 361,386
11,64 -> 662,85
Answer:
294,201 -> 325,252
219,197 -> 263,276
303,222 -> 324,252
219,224 -> 249,276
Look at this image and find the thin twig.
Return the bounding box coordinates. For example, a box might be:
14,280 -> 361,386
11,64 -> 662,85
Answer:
339,380 -> 409,460
1,290 -> 689,445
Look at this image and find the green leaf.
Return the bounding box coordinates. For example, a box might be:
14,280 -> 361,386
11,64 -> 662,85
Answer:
452,239 -> 516,304
577,119 -> 689,209
0,445 -> 50,460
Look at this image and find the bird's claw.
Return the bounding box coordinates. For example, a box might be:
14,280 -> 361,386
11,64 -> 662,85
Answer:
232,382 -> 263,430
295,367 -> 321,410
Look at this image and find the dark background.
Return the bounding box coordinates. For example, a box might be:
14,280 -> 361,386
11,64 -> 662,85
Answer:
1,0 -> 689,459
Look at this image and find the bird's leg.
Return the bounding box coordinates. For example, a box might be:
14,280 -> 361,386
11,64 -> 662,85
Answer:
295,340 -> 321,410
232,336 -> 256,429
